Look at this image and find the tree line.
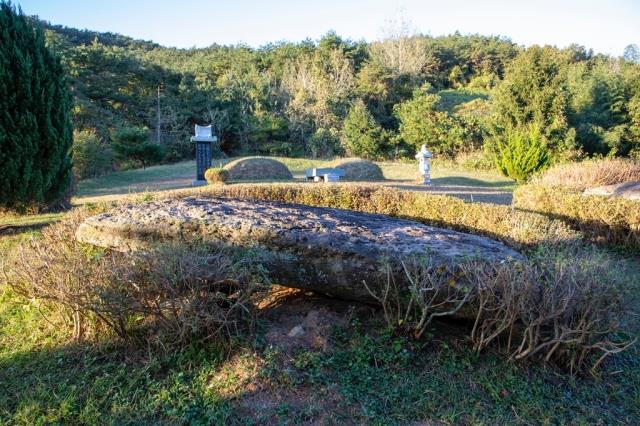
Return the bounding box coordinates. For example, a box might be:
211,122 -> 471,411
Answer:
39,19 -> 640,179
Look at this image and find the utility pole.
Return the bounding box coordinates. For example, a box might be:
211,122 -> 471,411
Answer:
156,85 -> 161,144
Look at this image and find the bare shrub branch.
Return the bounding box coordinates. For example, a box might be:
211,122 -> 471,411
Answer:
2,208 -> 265,348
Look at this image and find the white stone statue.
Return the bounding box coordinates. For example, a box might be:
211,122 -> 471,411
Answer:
415,145 -> 433,185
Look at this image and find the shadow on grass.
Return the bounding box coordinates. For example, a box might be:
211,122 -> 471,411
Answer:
430,176 -> 515,188
0,221 -> 54,236
515,206 -> 640,254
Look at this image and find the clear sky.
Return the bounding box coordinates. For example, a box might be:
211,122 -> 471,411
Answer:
13,0 -> 640,56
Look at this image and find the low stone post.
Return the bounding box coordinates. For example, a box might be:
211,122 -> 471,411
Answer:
415,145 -> 433,185
191,124 -> 218,186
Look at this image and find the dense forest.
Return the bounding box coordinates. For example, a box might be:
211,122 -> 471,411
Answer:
35,18 -> 640,178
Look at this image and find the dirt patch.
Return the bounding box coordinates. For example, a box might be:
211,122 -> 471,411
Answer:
212,287 -> 365,423
257,286 -> 359,353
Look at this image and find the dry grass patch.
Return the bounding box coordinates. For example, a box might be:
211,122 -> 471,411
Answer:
369,248 -> 635,373
532,158 -> 640,191
223,157 -> 293,181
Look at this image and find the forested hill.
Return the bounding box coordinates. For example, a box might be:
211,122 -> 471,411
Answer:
35,17 -> 640,170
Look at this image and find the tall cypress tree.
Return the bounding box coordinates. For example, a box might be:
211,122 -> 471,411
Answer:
0,1 -> 73,210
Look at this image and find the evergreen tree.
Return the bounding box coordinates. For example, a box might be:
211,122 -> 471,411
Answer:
111,127 -> 163,169
490,46 -> 573,155
0,1 -> 73,209
341,100 -> 388,159
495,125 -> 550,183
394,87 -> 467,157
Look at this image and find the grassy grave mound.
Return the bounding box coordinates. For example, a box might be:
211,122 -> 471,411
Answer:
223,157 -> 293,182
531,158 -> 640,191
329,158 -> 384,181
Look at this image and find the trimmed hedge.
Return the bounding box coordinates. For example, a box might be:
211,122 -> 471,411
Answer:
204,167 -> 229,185
514,184 -> 640,251
171,183 -> 579,250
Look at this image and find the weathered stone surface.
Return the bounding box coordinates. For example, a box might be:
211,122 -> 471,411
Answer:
76,198 -> 521,302
584,181 -> 640,201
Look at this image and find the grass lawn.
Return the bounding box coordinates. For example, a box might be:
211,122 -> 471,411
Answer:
75,157 -> 514,203
1,285 -> 638,424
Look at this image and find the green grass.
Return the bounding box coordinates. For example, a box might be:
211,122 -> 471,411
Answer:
0,212 -> 64,228
1,284 -> 638,424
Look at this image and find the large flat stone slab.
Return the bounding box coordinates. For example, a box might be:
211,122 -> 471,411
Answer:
76,198 -> 521,301
583,181 -> 640,201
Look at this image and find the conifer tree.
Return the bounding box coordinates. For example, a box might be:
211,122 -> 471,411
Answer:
0,1 -> 73,210
342,100 -> 388,159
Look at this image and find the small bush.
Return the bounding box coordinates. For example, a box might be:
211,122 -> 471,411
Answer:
223,157 -> 293,181
3,208 -> 263,346
514,184 -> 640,250
204,167 -> 229,185
531,158 -> 640,191
329,158 -> 384,181
495,126 -> 550,183
367,248 -> 634,373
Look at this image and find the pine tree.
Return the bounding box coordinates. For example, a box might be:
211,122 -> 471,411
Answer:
341,100 -> 388,159
0,1 -> 73,210
111,127 -> 163,169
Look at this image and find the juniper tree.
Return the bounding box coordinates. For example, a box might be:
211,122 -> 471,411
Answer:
0,1 -> 73,210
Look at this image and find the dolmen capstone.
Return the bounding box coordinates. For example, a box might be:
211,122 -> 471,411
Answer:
583,181 -> 640,201
76,197 -> 521,302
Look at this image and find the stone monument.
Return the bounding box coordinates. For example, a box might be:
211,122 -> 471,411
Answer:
415,145 -> 433,185
191,124 -> 218,186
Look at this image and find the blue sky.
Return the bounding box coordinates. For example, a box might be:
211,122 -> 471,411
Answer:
14,0 -> 640,55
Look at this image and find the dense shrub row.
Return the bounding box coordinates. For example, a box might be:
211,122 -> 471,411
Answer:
514,184 -> 640,251
531,158 -> 640,191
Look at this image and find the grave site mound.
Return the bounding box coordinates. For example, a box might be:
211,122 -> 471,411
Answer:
223,157 -> 293,181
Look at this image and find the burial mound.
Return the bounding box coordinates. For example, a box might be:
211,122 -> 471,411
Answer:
223,157 -> 293,181
329,158 -> 384,181
76,198 -> 521,302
